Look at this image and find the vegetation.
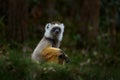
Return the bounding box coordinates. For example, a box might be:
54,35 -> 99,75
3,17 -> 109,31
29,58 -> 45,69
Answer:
0,0 -> 120,80
0,46 -> 120,80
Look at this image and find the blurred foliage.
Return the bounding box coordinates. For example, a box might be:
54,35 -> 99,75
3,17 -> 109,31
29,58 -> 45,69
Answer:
100,0 -> 120,32
0,46 -> 120,80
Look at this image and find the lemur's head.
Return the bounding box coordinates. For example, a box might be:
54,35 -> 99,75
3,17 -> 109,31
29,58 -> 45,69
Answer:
44,22 -> 64,41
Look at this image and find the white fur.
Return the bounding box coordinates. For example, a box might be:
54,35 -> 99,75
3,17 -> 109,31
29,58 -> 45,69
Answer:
44,23 -> 64,41
31,37 -> 52,63
32,22 -> 64,63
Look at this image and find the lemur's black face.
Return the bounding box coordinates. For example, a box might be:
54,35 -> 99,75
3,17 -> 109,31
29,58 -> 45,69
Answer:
44,22 -> 64,41
51,27 -> 61,36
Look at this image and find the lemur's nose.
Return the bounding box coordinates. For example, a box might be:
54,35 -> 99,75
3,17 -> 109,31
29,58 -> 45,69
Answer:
54,28 -> 60,34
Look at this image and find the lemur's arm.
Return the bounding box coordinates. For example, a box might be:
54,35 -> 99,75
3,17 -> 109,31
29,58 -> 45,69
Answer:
41,47 -> 68,64
41,47 -> 61,63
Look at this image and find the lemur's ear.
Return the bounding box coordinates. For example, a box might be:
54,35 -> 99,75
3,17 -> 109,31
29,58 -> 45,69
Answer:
45,23 -> 51,30
61,23 -> 64,29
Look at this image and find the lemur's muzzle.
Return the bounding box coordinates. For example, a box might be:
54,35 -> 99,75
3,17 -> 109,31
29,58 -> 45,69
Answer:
52,27 -> 61,34
55,29 -> 60,34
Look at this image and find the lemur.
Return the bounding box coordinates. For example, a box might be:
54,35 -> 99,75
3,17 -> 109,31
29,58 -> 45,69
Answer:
31,22 -> 69,64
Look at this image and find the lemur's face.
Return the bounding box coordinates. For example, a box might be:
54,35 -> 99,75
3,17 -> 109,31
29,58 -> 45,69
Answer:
44,22 -> 64,41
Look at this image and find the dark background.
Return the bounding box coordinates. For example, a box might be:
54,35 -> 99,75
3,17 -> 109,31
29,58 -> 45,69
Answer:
0,0 -> 120,80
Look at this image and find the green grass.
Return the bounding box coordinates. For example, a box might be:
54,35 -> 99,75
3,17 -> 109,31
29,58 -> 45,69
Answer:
0,45 -> 120,80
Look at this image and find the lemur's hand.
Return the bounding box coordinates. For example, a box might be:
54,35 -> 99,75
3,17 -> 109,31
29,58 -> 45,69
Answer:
41,47 -> 69,64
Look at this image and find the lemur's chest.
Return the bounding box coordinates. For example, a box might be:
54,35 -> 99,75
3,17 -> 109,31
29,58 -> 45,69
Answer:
45,37 -> 59,47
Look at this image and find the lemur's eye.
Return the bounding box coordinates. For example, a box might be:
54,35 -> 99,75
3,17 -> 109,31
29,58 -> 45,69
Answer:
46,25 -> 49,29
